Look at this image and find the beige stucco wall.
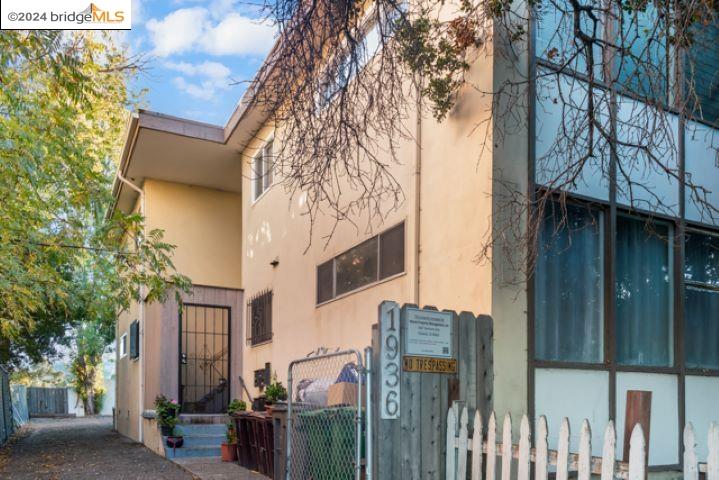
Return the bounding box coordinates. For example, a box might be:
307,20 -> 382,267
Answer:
238,38 -> 504,400
115,180 -> 244,447
144,179 -> 242,290
240,123 -> 416,397
115,300 -> 141,441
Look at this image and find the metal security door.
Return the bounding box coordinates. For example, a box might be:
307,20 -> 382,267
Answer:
180,304 -> 231,414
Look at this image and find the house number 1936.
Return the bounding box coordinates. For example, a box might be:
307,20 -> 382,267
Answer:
380,303 -> 401,419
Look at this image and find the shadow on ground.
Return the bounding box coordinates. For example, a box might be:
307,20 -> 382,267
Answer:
0,417 -> 195,479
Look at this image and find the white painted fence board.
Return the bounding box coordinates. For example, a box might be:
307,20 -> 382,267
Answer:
446,406 -> 457,480
578,420 -> 591,480
536,416 -> 549,480
472,411 -> 483,480
685,423 -> 699,480
458,407 -> 469,480
708,422 -> 719,480
628,425 -> 646,480
518,415 -> 531,480
487,412 -> 496,480
502,414 -> 512,480
557,418 -> 570,480
601,421 -> 616,480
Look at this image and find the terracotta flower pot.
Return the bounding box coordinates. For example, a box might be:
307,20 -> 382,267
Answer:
221,442 -> 238,462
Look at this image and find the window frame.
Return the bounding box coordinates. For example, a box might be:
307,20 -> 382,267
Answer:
119,332 -> 127,359
252,136 -> 275,203
316,221 -> 405,305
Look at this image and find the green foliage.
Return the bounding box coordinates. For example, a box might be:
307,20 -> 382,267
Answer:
154,395 -> 180,428
265,377 -> 288,404
226,423 -> 237,444
395,13 -> 471,121
0,31 -> 190,369
10,361 -> 68,387
228,398 -> 247,414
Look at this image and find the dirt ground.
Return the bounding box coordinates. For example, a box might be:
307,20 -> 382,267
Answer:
0,416 -> 196,479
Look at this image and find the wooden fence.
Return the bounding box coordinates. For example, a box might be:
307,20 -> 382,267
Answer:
371,303 -> 493,479
28,387 -> 68,418
0,367 -> 13,445
446,403 -> 719,480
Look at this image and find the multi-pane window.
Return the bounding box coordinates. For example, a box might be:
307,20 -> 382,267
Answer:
684,230 -> 719,369
247,290 -> 273,346
535,203 -> 604,363
253,139 -> 274,200
615,216 -> 673,366
535,205 -> 675,366
686,23 -> 719,124
317,222 -> 405,304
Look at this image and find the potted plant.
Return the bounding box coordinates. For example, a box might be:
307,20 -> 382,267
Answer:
264,376 -> 288,413
165,426 -> 184,449
155,395 -> 180,437
221,423 -> 238,462
228,399 -> 247,416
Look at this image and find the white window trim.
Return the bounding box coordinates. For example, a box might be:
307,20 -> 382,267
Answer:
252,136 -> 275,204
119,333 -> 127,358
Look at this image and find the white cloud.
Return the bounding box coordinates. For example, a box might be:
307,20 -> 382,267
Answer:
173,77 -> 216,100
146,7 -> 274,57
165,60 -> 231,80
167,60 -> 232,100
200,13 -> 275,56
146,7 -> 208,57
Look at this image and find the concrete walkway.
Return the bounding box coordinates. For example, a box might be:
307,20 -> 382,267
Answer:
0,417 -> 194,479
0,416 -> 264,480
173,457 -> 263,480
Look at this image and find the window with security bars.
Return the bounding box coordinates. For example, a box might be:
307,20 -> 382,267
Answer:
247,289 -> 273,346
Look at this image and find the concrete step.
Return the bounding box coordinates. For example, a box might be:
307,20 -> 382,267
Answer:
164,444 -> 222,459
175,423 -> 227,436
180,434 -> 227,447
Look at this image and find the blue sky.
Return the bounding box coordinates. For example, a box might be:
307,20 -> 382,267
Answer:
126,0 -> 276,125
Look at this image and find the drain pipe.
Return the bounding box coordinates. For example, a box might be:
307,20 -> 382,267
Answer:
116,170 -> 146,444
413,76 -> 423,305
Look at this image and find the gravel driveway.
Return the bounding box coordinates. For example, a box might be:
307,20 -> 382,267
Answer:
0,417 -> 195,479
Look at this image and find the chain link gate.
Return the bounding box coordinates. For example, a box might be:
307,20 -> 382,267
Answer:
285,349 -> 368,480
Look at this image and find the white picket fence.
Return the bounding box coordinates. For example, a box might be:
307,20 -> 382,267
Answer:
446,404 -> 719,480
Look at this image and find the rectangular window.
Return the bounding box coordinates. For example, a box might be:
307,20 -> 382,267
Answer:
615,216 -> 673,366
686,23 -> 719,125
129,320 -> 140,360
336,237 -> 379,296
684,230 -> 719,369
119,333 -> 127,358
535,202 -> 604,363
317,222 -> 405,303
247,290 -> 272,346
253,139 -> 274,200
614,4 -> 669,103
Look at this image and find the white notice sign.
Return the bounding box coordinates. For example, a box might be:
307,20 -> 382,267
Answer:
405,308 -> 453,358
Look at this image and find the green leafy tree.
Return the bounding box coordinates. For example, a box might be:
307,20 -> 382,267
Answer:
0,31 -> 190,374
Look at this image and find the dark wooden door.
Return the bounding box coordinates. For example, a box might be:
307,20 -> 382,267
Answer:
179,304 -> 231,414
